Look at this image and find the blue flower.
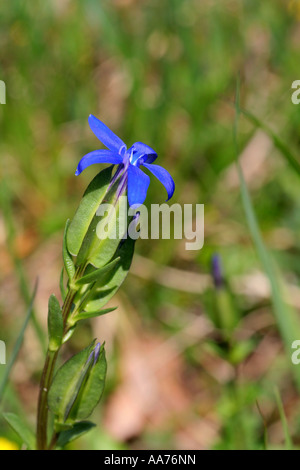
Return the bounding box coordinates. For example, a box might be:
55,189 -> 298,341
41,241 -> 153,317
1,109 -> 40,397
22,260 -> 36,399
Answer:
76,115 -> 175,208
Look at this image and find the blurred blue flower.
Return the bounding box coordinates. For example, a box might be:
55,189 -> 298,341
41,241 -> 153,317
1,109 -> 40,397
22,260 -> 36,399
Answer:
211,254 -> 224,289
76,115 -> 175,208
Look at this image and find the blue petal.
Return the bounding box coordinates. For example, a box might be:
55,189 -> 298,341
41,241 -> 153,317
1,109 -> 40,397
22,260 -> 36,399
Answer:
127,164 -> 150,208
130,142 -> 158,166
142,163 -> 175,201
88,115 -> 126,153
75,150 -> 123,175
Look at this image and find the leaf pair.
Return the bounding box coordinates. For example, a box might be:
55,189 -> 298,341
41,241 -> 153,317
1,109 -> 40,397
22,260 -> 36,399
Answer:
81,235 -> 135,313
66,166 -> 127,269
48,342 -> 107,428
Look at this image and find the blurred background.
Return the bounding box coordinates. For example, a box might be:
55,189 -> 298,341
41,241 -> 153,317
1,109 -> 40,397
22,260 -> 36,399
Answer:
1,0 -> 300,450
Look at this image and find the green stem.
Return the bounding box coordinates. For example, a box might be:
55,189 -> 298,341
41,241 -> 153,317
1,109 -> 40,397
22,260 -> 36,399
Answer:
36,349 -> 58,450
36,265 -> 86,450
48,432 -> 59,451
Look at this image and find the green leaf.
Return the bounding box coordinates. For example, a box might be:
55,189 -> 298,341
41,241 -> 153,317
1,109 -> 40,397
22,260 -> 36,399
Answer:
56,421 -> 96,449
59,268 -> 67,301
48,342 -> 95,423
69,345 -> 107,421
63,219 -> 76,280
48,342 -> 107,426
0,281 -> 37,401
2,412 -> 35,450
76,257 -> 120,286
67,166 -> 113,256
87,196 -> 128,268
70,307 -> 117,326
82,236 -> 135,313
48,294 -> 63,352
62,325 -> 77,344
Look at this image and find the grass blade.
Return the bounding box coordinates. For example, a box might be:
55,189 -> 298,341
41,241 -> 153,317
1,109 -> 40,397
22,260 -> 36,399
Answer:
2,412 -> 35,450
235,79 -> 300,391
0,281 -> 38,402
274,387 -> 293,450
241,108 -> 300,178
0,178 -> 46,353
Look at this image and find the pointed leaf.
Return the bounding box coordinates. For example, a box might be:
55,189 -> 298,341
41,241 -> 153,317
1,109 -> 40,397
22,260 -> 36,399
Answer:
76,257 -> 120,286
2,413 -> 35,450
83,237 -> 135,313
48,294 -> 63,352
63,219 -> 76,280
67,166 -> 113,256
56,421 -> 96,449
62,325 -> 77,344
87,194 -> 128,268
48,342 -> 95,423
69,345 -> 107,421
70,307 -> 117,326
59,268 -> 67,301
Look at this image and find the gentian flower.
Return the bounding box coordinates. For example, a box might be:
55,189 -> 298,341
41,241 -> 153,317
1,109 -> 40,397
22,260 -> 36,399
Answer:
76,115 -> 175,208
